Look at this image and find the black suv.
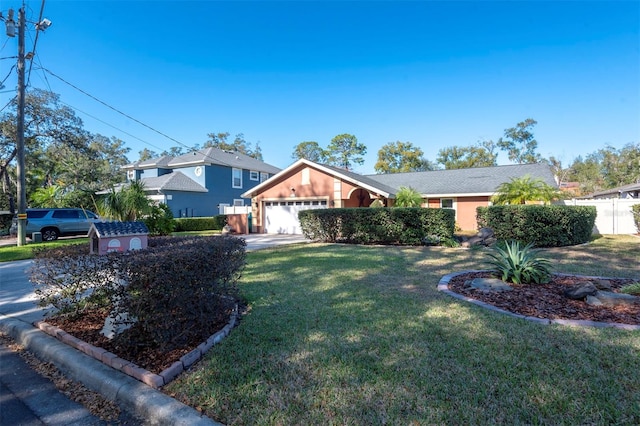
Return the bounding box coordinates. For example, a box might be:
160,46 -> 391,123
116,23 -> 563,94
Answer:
10,208 -> 100,241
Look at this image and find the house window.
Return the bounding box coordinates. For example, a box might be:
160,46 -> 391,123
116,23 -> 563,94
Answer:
233,199 -> 244,206
250,171 -> 259,181
441,198 -> 454,209
260,172 -> 269,183
232,168 -> 242,188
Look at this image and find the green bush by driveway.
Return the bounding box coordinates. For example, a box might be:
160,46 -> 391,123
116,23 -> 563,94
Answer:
299,207 -> 455,245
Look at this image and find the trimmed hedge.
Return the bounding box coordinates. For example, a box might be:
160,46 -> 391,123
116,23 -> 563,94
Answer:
476,205 -> 596,247
299,208 -> 455,245
115,236 -> 245,351
30,235 -> 246,353
174,215 -> 227,232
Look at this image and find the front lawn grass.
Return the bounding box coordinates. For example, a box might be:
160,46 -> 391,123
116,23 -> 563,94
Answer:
0,238 -> 89,262
0,231 -> 219,262
167,235 -> 640,425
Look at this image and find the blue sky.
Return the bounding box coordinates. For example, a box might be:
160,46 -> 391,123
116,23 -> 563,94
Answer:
1,0 -> 638,174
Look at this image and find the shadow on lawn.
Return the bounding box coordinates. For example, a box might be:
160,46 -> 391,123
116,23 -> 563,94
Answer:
168,241 -> 640,425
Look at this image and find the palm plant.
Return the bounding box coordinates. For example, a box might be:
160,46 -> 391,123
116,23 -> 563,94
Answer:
394,186 -> 423,207
99,181 -> 151,221
30,185 -> 64,208
491,175 -> 561,205
122,180 -> 151,221
486,240 -> 552,284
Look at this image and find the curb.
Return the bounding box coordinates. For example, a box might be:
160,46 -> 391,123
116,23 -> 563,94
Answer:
437,271 -> 640,331
0,315 -> 223,426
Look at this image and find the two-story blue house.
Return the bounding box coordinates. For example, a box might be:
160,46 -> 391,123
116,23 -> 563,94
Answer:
120,147 -> 280,217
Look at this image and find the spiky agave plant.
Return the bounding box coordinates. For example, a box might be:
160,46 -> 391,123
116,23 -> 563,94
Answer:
486,240 -> 552,284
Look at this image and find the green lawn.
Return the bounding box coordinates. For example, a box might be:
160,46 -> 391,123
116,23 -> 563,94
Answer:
0,238 -> 90,262
166,235 -> 640,425
0,231 -> 220,262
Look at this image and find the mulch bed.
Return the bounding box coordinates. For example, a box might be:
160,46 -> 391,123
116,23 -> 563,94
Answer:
447,271 -> 640,325
43,273 -> 639,376
45,304 -> 236,374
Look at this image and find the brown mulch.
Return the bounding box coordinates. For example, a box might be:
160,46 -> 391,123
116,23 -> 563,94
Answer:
40,273 -> 639,379
447,271 -> 640,325
45,304 -> 236,374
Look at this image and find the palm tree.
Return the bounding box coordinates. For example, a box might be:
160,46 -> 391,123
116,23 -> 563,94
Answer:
122,180 -> 151,221
491,175 -> 561,205
30,185 -> 64,208
99,181 -> 151,221
394,186 -> 423,207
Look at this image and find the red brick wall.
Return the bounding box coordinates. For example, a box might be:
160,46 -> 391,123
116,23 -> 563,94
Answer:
226,214 -> 248,234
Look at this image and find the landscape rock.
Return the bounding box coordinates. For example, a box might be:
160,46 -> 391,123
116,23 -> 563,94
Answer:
469,278 -> 513,293
593,279 -> 613,291
461,228 -> 497,248
590,291 -> 640,308
585,295 -> 604,306
563,282 -> 598,300
477,227 -> 494,238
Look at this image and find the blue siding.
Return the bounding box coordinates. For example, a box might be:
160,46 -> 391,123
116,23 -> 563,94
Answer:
164,191 -> 217,217
140,168 -> 171,179
139,165 -> 275,218
177,166 -> 207,187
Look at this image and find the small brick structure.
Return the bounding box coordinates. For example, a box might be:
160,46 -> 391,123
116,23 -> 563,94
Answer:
89,221 -> 149,255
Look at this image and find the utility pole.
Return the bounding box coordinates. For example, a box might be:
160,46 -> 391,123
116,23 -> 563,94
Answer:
16,6 -> 26,246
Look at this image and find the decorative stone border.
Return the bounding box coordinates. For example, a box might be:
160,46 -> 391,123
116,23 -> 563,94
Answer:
438,271 -> 640,331
33,304 -> 239,389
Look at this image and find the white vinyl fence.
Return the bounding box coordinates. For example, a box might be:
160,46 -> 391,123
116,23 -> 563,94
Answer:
224,206 -> 252,215
556,199 -> 639,235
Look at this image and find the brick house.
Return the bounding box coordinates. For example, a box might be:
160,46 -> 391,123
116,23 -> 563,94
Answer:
242,160 -> 558,233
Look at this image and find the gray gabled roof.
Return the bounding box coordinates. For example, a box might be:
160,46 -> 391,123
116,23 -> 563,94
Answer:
366,163 -> 558,196
91,221 -> 149,237
141,172 -> 208,193
242,160 -> 558,199
168,147 -> 281,174
122,155 -> 173,170
588,181 -> 640,198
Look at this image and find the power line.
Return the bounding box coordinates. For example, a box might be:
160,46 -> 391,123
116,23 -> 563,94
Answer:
31,53 -> 52,92
26,0 -> 46,87
58,99 -> 168,154
1,64 -> 15,86
0,96 -> 15,113
38,66 -> 240,167
0,37 -> 12,52
41,66 -> 192,151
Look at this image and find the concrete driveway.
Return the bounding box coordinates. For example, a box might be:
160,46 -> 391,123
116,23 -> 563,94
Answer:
0,233 -> 310,323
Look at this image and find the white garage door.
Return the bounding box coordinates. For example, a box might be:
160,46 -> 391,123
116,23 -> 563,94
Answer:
264,200 -> 328,234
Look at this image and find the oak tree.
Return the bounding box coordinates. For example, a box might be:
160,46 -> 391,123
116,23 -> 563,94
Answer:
497,118 -> 542,164
375,141 -> 435,173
